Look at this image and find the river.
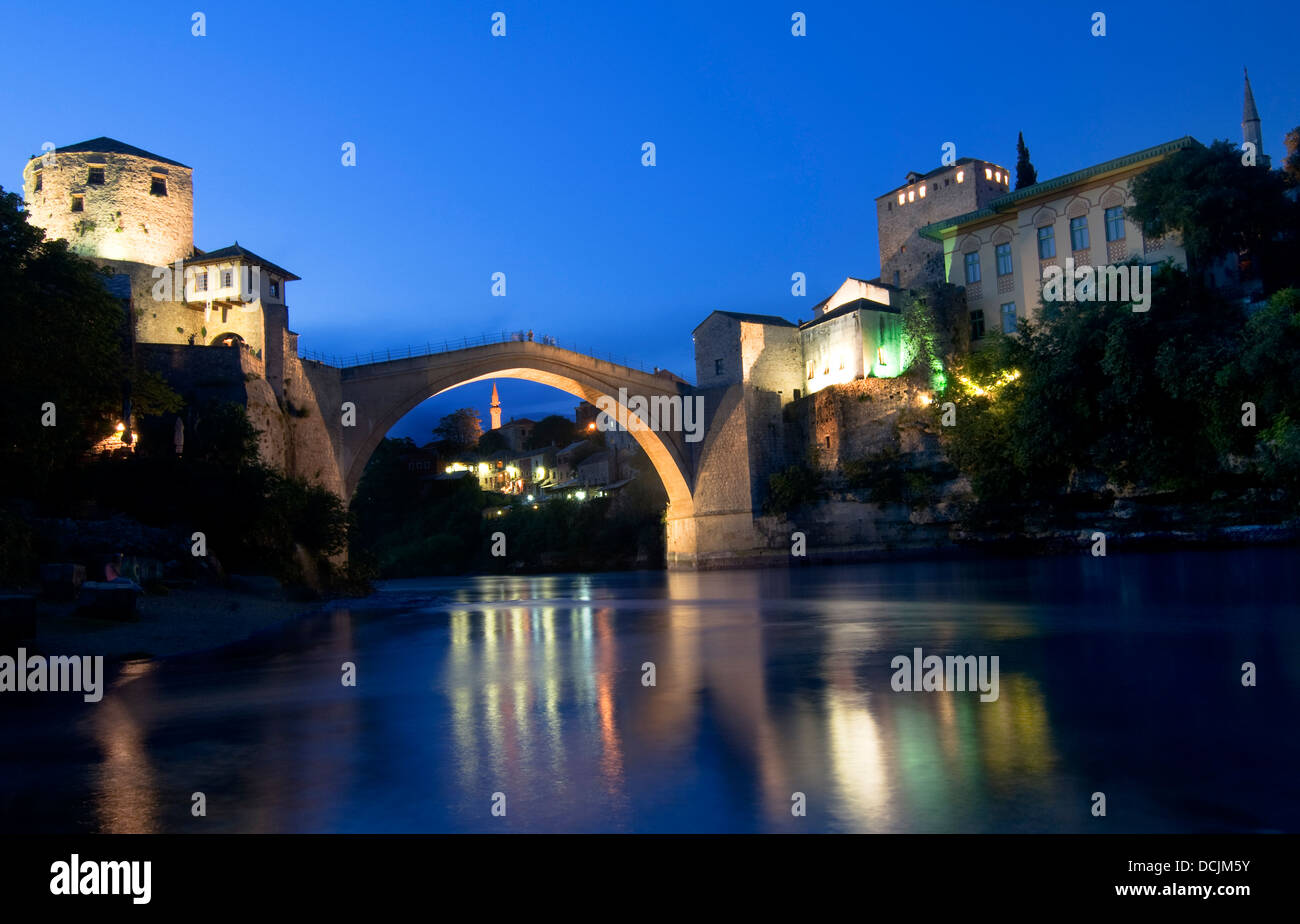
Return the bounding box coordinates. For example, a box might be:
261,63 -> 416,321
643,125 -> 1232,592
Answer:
1,548 -> 1296,833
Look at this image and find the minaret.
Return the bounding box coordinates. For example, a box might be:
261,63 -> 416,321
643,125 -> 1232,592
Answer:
1243,67 -> 1264,161
489,382 -> 502,430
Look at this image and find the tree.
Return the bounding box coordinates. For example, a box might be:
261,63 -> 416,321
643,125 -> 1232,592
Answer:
1015,131 -> 1037,189
0,186 -> 126,499
526,414 -> 576,450
1128,139 -> 1299,291
432,408 -> 482,455
1284,126 -> 1300,186
476,429 -> 509,456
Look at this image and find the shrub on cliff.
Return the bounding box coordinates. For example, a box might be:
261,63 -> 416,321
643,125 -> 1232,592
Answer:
764,464 -> 822,515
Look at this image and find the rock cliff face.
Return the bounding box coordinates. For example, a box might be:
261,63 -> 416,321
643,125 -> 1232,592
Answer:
753,379 -> 1300,565
139,344 -> 345,497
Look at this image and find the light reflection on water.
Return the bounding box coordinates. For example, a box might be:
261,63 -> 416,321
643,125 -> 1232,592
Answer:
1,550 -> 1297,833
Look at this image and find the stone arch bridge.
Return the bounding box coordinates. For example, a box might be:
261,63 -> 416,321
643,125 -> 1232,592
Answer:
292,339 -> 766,569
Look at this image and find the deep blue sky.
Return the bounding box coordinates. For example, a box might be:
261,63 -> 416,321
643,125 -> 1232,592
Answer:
4,0 -> 1296,441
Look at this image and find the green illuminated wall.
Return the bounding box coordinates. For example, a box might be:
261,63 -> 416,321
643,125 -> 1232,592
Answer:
865,310 -> 910,378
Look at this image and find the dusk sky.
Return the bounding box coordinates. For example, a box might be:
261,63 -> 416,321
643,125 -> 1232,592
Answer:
4,0 -> 1296,441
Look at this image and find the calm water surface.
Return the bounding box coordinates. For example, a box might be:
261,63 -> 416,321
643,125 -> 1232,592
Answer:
2,549 -> 1297,833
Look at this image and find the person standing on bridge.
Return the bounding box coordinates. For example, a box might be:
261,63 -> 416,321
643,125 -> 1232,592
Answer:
528,330 -> 534,342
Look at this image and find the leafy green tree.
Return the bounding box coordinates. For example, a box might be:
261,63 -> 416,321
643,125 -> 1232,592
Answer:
1015,131 -> 1037,189
432,407 -> 483,455
1128,140 -> 1299,291
526,414 -> 576,450
476,428 -> 509,455
0,186 -> 125,498
1283,126 -> 1300,185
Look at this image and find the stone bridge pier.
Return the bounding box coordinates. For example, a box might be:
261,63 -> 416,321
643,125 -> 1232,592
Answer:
305,340 -> 771,570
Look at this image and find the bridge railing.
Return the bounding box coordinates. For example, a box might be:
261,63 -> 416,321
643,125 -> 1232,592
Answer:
298,330 -> 650,372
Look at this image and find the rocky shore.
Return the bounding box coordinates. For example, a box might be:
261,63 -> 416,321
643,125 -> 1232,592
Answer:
24,583 -> 334,661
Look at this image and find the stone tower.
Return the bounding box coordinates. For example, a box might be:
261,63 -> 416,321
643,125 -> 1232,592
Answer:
21,137 -> 194,266
1242,68 -> 1264,162
875,158 -> 1011,289
490,381 -> 502,430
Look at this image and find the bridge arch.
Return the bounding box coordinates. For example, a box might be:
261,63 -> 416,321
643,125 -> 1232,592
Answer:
336,342 -> 696,518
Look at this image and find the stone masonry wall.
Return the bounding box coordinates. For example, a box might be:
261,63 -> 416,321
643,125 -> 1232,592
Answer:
22,150 -> 193,267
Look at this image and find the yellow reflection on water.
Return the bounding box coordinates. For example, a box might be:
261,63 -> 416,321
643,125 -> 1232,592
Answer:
825,689 -> 893,829
91,660 -> 160,834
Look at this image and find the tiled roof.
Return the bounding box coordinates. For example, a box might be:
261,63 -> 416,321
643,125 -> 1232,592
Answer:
693,310 -> 796,332
801,297 -> 900,330
186,243 -> 301,281
918,137 -> 1198,241
46,137 -> 190,169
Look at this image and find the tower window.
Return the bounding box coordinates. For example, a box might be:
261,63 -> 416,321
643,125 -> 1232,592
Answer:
270,280 -> 279,297
918,185 -> 926,198
70,195 -> 84,212
34,173 -> 42,192
714,358 -> 724,376
87,166 -> 105,185
985,167 -> 992,180
221,270 -> 233,288
956,170 -> 965,183
151,175 -> 167,196
196,272 -> 208,292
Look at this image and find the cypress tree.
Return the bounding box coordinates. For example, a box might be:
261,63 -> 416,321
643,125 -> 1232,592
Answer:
1015,132 -> 1038,189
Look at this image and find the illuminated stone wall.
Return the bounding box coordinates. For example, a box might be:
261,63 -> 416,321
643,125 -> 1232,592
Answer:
22,148 -> 193,267
875,159 -> 1009,288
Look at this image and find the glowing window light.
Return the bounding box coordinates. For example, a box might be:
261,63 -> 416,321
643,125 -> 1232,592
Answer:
956,170 -> 964,183
919,185 -> 927,198
995,171 -> 1003,183
575,491 -> 587,501
985,168 -> 992,180
907,190 -> 915,202
897,193 -> 905,205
